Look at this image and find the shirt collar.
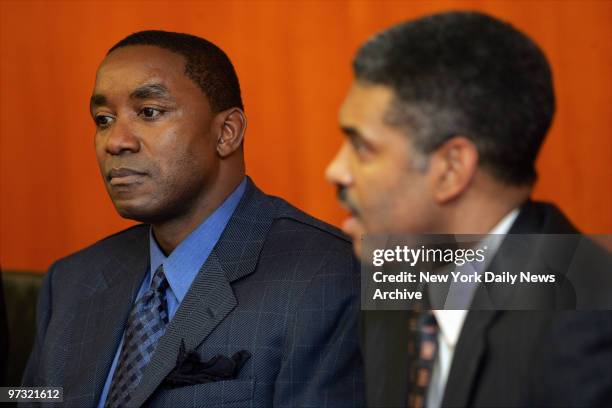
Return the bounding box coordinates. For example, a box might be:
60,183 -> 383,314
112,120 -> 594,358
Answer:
149,177 -> 246,302
490,208 -> 520,235
433,207 -> 520,348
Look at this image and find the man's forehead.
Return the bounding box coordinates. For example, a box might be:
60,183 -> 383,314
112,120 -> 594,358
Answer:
339,82 -> 395,125
94,45 -> 186,88
101,44 -> 185,69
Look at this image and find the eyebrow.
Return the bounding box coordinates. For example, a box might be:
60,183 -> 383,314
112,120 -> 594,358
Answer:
129,83 -> 173,101
90,94 -> 107,109
89,83 -> 174,112
341,125 -> 362,140
341,125 -> 377,151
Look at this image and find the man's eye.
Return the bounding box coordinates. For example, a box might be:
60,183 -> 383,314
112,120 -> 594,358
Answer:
140,107 -> 164,119
94,114 -> 114,128
351,138 -> 368,154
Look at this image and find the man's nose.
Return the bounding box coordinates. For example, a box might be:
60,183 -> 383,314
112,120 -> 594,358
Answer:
325,143 -> 353,187
105,119 -> 140,155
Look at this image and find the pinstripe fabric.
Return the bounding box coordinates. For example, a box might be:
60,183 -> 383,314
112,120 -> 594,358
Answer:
22,177 -> 364,408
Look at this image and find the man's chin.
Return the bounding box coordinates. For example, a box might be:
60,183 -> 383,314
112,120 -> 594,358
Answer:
114,206 -> 149,222
112,200 -> 158,223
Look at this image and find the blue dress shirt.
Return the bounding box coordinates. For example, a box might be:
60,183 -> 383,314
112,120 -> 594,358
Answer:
97,178 -> 246,407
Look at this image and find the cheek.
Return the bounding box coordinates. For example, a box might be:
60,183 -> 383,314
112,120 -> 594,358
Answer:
150,127 -> 194,168
350,174 -> 394,232
156,134 -> 216,191
357,166 -> 428,232
356,163 -> 403,207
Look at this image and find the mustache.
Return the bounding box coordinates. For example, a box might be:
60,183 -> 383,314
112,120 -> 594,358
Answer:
336,187 -> 360,217
104,162 -> 151,178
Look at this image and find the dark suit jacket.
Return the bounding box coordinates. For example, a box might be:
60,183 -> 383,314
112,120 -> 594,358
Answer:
0,268 -> 8,385
23,179 -> 364,407
362,201 -> 612,407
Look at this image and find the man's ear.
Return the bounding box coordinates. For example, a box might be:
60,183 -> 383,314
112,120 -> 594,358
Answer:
427,136 -> 479,203
215,107 -> 247,157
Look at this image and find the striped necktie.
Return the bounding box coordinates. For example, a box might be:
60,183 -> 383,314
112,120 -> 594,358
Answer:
105,265 -> 169,408
407,309 -> 439,408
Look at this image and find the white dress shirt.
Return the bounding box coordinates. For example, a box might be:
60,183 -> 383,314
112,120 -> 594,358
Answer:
426,209 -> 520,408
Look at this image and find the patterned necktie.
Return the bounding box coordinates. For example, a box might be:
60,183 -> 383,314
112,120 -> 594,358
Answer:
407,309 -> 439,408
105,265 -> 169,408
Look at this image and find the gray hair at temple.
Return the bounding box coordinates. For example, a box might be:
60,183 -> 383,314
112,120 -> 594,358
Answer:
353,11 -> 555,185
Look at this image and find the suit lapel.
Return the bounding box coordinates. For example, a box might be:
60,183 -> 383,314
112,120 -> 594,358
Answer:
441,201 -> 554,406
440,309 -> 498,407
440,250 -> 522,406
63,227 -> 149,407
129,178 -> 277,407
129,251 -> 236,407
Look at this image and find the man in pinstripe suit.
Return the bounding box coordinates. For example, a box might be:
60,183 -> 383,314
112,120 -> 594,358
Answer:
22,30 -> 363,407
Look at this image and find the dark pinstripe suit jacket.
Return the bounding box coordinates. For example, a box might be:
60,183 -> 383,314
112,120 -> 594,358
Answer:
362,201 -> 612,407
23,178 -> 364,407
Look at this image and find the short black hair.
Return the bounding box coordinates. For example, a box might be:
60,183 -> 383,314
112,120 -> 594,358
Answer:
109,30 -> 243,113
354,11 -> 555,185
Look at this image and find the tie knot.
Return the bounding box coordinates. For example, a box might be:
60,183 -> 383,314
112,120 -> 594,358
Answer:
150,264 -> 169,293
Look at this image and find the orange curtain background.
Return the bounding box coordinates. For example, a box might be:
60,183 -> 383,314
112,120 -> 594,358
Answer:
1,0 -> 611,272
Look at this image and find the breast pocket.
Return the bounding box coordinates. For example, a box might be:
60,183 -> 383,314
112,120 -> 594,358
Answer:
149,378 -> 255,408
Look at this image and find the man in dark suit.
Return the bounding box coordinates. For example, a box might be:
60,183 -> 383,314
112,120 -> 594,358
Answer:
326,11 -> 611,407
23,31 -> 363,407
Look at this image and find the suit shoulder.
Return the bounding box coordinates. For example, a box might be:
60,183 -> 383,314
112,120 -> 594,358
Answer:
267,195 -> 351,248
259,195 -> 360,291
51,224 -> 148,271
41,224 -> 148,304
516,201 -> 580,234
